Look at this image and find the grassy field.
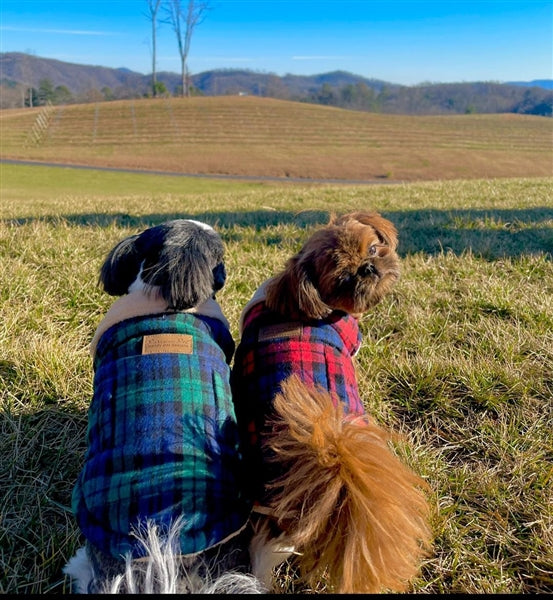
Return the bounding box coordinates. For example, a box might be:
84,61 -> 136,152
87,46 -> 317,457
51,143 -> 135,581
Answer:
1,162 -> 552,593
1,96 -> 552,182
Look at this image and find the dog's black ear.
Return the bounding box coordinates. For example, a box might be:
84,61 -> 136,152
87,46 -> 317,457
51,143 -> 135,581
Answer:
164,251 -> 212,310
156,229 -> 225,310
212,262 -> 227,292
99,234 -> 142,296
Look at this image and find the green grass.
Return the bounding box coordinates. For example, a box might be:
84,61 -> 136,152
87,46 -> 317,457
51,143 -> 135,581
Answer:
1,164 -> 552,593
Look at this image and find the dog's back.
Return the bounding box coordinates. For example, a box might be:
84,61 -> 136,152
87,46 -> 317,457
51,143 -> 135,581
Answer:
230,212 -> 432,593
65,220 -> 261,593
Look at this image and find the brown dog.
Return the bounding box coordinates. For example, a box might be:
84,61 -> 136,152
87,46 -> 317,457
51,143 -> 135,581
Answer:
231,210 -> 432,593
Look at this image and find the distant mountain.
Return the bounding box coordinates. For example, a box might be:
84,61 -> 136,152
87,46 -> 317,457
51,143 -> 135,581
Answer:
1,52 -> 551,117
184,68 -> 395,99
507,79 -> 553,90
0,53 -> 395,99
0,52 -> 148,94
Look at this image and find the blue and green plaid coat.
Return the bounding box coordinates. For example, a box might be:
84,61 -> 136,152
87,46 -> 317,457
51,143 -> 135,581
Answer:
72,312 -> 251,560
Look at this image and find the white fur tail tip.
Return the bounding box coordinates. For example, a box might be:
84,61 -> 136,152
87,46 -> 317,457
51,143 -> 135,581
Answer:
63,547 -> 94,594
63,519 -> 267,594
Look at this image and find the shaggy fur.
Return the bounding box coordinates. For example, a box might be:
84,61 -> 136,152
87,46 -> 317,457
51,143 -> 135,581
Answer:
99,219 -> 227,309
233,210 -> 432,594
65,520 -> 266,594
64,219 -> 262,594
100,520 -> 266,594
265,210 -> 400,320
263,375 -> 431,593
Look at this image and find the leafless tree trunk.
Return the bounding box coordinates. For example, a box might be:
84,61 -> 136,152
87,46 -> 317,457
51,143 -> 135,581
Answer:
146,0 -> 163,97
165,0 -> 209,97
20,53 -> 34,107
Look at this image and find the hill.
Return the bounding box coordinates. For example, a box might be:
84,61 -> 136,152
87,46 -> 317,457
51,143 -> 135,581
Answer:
1,95 -> 551,182
508,79 -> 553,90
1,52 -> 551,116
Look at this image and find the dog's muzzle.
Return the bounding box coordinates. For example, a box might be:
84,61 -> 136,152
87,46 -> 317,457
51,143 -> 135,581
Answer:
358,262 -> 378,278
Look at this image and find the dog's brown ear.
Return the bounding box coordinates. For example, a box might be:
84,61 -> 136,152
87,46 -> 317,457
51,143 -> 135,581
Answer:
367,213 -> 398,250
334,210 -> 398,250
265,256 -> 332,320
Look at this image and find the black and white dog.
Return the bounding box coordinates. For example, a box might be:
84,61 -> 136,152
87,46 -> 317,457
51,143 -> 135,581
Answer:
64,219 -> 265,594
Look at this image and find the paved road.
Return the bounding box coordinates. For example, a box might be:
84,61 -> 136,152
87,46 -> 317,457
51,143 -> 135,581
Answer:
1,158 -> 401,185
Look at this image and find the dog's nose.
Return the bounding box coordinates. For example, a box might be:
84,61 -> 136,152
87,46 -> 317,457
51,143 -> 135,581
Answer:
358,262 -> 377,277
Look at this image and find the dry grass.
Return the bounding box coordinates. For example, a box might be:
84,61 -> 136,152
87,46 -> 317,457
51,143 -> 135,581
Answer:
1,96 -> 552,181
0,164 -> 552,593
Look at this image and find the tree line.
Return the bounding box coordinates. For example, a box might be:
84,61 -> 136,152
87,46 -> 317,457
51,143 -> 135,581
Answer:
304,81 -> 552,116
3,74 -> 550,118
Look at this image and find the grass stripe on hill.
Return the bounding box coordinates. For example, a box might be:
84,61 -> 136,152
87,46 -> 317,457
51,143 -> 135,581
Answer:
1,96 -> 551,182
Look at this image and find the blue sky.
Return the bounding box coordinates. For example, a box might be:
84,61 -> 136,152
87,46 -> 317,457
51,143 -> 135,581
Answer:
1,0 -> 552,85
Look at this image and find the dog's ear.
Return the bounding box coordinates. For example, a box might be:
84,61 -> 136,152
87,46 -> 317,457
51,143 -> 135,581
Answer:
212,262 -> 227,292
99,234 -> 142,296
364,212 -> 398,250
161,247 -> 214,310
266,254 -> 332,320
156,229 -> 225,310
333,211 -> 398,250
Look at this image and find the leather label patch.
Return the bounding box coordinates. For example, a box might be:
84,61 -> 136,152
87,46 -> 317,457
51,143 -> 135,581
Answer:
142,333 -> 193,355
258,322 -> 302,342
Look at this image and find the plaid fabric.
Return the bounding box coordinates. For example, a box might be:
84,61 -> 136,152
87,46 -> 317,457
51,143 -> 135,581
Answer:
230,301 -> 365,503
72,312 -> 251,559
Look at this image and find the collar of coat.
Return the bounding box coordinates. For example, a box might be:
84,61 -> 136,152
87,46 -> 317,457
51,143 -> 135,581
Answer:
90,289 -> 230,357
240,284 -> 362,358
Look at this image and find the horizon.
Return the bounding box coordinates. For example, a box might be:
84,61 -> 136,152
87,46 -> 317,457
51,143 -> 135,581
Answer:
3,49 -> 553,88
1,1 -> 552,86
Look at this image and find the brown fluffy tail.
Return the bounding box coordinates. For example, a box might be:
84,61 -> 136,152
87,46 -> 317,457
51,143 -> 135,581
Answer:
265,374 -> 432,594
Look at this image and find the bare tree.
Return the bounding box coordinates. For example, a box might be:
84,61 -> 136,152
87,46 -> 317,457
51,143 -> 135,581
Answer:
146,0 -> 163,97
164,0 -> 210,97
20,52 -> 34,107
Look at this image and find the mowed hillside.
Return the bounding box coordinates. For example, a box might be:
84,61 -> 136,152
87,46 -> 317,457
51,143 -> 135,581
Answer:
1,96 -> 551,181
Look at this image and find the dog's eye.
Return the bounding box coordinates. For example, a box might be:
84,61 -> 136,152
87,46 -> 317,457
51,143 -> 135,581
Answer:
368,243 -> 387,257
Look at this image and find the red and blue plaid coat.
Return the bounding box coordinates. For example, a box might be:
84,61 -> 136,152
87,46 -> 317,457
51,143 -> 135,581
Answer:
72,312 -> 252,560
230,301 -> 365,504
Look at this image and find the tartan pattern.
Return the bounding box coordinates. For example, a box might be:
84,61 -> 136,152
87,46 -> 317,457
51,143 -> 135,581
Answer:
72,312 -> 251,559
230,301 -> 365,502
